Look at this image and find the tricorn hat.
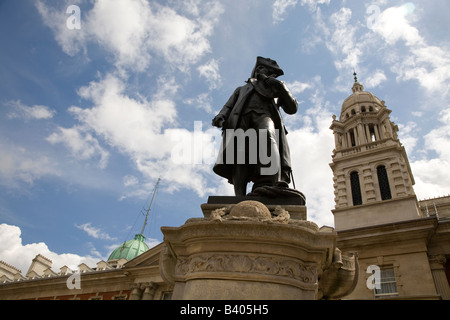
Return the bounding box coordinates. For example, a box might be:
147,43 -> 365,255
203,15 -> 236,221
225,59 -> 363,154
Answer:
251,56 -> 284,78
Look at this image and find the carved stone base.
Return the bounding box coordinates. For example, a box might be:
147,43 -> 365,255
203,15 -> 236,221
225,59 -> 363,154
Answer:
201,196 -> 307,220
160,200 -> 357,300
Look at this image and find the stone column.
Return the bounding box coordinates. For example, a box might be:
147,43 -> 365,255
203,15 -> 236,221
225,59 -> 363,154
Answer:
357,123 -> 365,145
141,282 -> 158,300
374,125 -> 381,141
365,124 -> 371,142
129,283 -> 143,300
347,132 -> 352,148
429,255 -> 450,300
334,132 -> 341,150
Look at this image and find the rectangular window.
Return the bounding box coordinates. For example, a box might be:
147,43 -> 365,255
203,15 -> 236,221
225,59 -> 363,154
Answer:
374,267 -> 398,298
350,171 -> 362,206
377,166 -> 392,201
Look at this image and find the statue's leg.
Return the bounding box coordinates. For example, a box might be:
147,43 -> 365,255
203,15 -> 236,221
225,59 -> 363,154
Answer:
232,164 -> 248,196
254,116 -> 281,187
279,168 -> 291,187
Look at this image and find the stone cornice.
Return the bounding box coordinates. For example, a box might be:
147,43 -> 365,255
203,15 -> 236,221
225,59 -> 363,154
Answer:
336,216 -> 437,248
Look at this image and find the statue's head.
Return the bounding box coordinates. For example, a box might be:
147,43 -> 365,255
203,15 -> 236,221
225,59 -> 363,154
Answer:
251,56 -> 284,78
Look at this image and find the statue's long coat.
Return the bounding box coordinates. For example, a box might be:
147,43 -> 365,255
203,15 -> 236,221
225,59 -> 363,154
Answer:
213,79 -> 298,184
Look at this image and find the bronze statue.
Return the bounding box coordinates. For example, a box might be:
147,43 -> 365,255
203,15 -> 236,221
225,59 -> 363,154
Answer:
212,57 -> 303,200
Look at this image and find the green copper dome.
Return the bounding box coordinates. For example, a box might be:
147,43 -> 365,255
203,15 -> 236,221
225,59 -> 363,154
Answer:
107,234 -> 149,261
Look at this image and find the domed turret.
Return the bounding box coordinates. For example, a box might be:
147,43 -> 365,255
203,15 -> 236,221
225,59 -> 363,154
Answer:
340,74 -> 384,122
107,234 -> 149,262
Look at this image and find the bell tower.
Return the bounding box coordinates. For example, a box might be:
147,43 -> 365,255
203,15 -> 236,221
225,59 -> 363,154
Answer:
329,74 -> 423,230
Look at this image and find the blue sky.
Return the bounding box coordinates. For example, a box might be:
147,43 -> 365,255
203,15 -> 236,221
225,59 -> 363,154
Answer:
1,0 -> 450,273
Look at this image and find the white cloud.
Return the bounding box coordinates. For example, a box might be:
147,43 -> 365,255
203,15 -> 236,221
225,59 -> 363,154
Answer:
35,0 -> 226,198
0,223 -> 100,275
397,122 -> 419,155
370,4 -> 450,95
288,122 -> 335,227
284,79 -> 336,227
365,69 -> 387,88
273,0 -> 299,23
50,73 -> 219,198
275,0 -> 331,22
302,2 -> 450,99
412,159 -> 450,200
197,59 -> 222,90
6,100 -> 55,121
306,6 -> 364,91
35,0 -> 88,57
423,108 -> 450,161
75,222 -> 117,241
371,4 -> 423,46
84,0 -> 153,72
328,8 -> 361,72
36,0 -> 224,73
69,73 -> 177,159
144,238 -> 161,249
410,108 -> 450,199
184,93 -> 214,114
0,142 -> 59,188
396,45 -> 450,94
46,126 -> 110,169
286,80 -> 312,95
300,0 -> 330,12
123,175 -> 139,187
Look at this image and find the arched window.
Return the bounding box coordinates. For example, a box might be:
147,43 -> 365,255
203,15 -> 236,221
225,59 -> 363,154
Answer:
350,171 -> 362,206
361,106 -> 366,113
377,165 -> 392,200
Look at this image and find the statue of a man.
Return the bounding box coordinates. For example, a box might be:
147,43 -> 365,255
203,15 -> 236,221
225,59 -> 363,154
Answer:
212,57 -> 298,197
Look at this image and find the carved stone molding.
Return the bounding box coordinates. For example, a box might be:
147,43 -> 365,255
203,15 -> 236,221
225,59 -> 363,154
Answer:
175,253 -> 316,285
429,254 -> 447,266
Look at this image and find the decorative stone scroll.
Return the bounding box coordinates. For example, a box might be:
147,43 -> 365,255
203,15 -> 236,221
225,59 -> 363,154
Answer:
175,253 -> 316,285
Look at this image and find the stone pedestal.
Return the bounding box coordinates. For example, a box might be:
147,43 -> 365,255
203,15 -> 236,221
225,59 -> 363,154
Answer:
160,200 -> 357,300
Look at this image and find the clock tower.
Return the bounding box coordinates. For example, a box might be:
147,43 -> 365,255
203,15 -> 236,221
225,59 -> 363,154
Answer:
329,75 -> 424,230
